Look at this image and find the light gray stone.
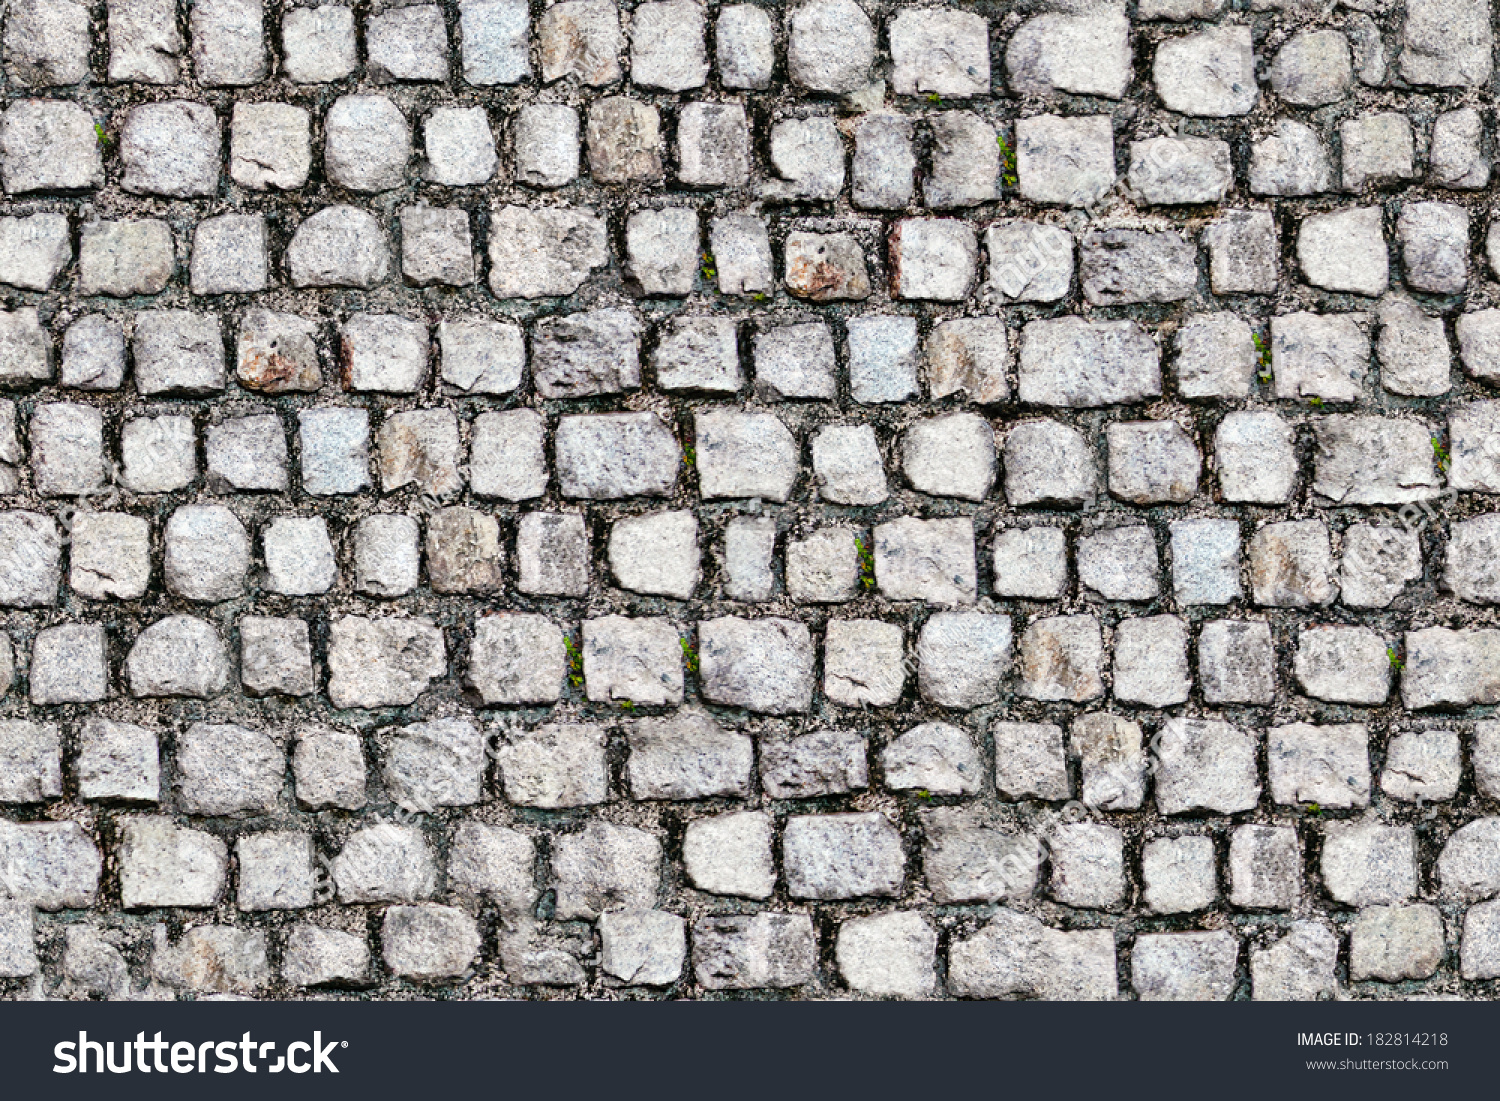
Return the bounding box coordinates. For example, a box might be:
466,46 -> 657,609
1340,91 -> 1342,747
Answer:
785,813 -> 903,900
626,709 -> 752,801
334,824 -> 436,904
107,0 -> 183,82
538,0 -> 622,85
292,727 -> 365,811
837,911 -> 937,998
1153,25 -> 1257,117
1438,818 -> 1500,901
288,206 -> 389,288
1230,825 -> 1301,910
694,913 -> 815,990
0,214 -> 70,291
1268,723 -> 1371,809
344,314 -> 429,394
1114,615 -> 1190,707
283,925 -> 371,988
788,0 -> 873,93
1350,904 -> 1444,981
902,413 -> 995,501
949,908 -> 1117,1000
325,95 -> 410,191
120,100 -> 220,198
992,526 -> 1068,600
925,112 -> 997,209
230,102 -> 310,190
381,718 -> 485,812
164,504 -> 250,603
78,718 -> 159,802
760,728 -> 868,798
29,403 -> 105,497
556,412 -> 679,499
400,206 -> 475,286
0,819 -> 100,909
326,615 -> 446,709
126,615 -> 230,698
1430,108 -> 1488,189
1048,822 -> 1125,909
1006,9 -> 1129,99
119,817 -> 227,908
552,821 -> 661,920
132,310 -> 226,396
1249,520 -> 1336,607
4,0 -> 91,86
1078,525 -> 1159,602
1004,420 -> 1097,509
1133,932 -> 1238,1001
61,315 -> 127,391
177,722 -> 282,816
516,513 -> 590,597
1341,112 -> 1416,192
29,623 -> 108,704
583,615 -> 684,706
1020,617 -> 1104,704
1143,836 -> 1216,915
883,723 -> 980,796
684,811 -> 774,899
1016,113 -> 1115,207
382,906 -> 481,982
699,616 -> 814,714
2,100 -> 103,193
460,0 -> 530,85
497,723 -> 608,809
1322,822 -> 1418,906
207,413 -> 288,492
352,515 -> 420,597
823,619 -> 904,708
282,5 -> 357,83
1399,0 -> 1492,87
1398,201 -> 1469,295
1252,923 -> 1337,1001
467,614 -> 564,705
993,721 -> 1069,802
1294,625 -> 1391,705
238,831 -> 314,911
1199,619 -> 1275,705
874,517 -> 976,606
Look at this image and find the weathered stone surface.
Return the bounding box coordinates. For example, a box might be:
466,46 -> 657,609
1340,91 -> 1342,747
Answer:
760,728 -> 868,798
119,817 -> 226,909
700,616 -> 814,714
488,205 -> 607,298
694,913 -> 816,990
1322,822 -> 1418,906
1252,923 -> 1338,1001
326,616 -> 446,709
1133,932 -> 1238,1001
557,413 -> 679,499
126,616 -> 231,699
626,710 -> 752,801
1018,318 -> 1160,407
684,811 -> 774,899
497,723 -> 608,809
949,909 -> 1117,1000
1153,26 -> 1257,117
1021,617 -> 1104,704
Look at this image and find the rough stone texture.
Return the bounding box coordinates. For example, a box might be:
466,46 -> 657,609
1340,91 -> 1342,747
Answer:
0,0 -> 1488,1006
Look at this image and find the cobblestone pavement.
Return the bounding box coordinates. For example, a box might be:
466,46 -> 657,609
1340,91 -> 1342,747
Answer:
0,0 -> 1498,1002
